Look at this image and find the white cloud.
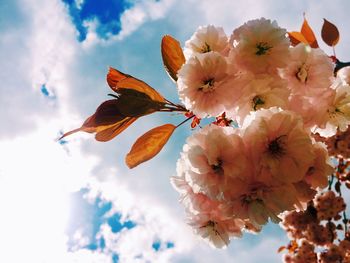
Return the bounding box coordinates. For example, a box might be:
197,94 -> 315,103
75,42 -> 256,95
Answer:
0,122 -> 99,262
82,0 -> 175,47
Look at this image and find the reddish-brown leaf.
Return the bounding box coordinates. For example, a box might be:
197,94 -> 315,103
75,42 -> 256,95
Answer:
301,18 -> 319,48
321,18 -> 340,47
125,124 -> 176,168
191,116 -> 200,128
288,31 -> 309,46
277,246 -> 286,253
161,35 -> 185,82
107,67 -> 165,103
59,100 -> 135,141
115,88 -> 165,117
93,100 -> 126,126
95,117 -> 138,142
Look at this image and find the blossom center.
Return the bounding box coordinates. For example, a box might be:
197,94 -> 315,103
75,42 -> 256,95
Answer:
296,64 -> 309,83
211,159 -> 224,175
206,220 -> 216,227
267,135 -> 287,158
201,42 -> 212,53
328,107 -> 343,118
241,186 -> 265,204
255,42 -> 272,56
201,220 -> 221,236
199,78 -> 215,93
306,166 -> 316,176
252,96 -> 265,111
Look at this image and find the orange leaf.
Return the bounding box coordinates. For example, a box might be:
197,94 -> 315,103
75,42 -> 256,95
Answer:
59,100 -> 136,141
107,67 -> 165,103
301,18 -> 319,48
125,124 -> 176,168
277,246 -> 286,253
161,35 -> 185,82
58,115 -> 113,140
321,18 -> 340,47
288,32 -> 309,46
95,117 -> 138,142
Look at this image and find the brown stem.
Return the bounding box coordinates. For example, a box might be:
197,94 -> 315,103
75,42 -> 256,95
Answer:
176,115 -> 195,128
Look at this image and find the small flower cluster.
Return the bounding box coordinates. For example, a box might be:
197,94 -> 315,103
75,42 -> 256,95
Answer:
281,190 -> 349,262
314,132 -> 350,189
172,18 -> 345,248
281,152 -> 350,263
315,128 -> 350,159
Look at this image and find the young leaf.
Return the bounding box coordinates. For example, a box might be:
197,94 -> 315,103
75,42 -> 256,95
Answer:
321,18 -> 340,47
59,99 -> 137,141
107,67 -> 165,103
115,88 -> 165,117
300,18 -> 319,48
93,99 -> 127,126
288,32 -> 309,46
95,117 -> 138,142
125,124 -> 176,168
277,246 -> 286,253
161,35 -> 185,82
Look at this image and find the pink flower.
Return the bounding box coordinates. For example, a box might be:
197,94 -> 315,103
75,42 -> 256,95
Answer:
316,82 -> 350,136
225,178 -> 299,228
243,108 -> 315,184
279,43 -> 334,97
230,18 -> 290,74
230,74 -> 290,124
184,25 -> 229,59
171,167 -> 244,248
177,52 -> 234,117
337,66 -> 350,85
181,125 -> 249,200
304,142 -> 333,189
287,90 -> 334,129
188,212 -> 244,248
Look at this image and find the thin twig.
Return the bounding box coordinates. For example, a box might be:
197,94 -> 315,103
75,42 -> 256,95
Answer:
176,115 -> 195,128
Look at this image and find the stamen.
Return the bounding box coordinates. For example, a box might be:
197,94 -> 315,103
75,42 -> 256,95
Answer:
211,159 -> 224,175
252,96 -> 265,111
201,42 -> 212,53
256,42 -> 272,56
199,78 -> 215,93
267,135 -> 287,158
296,64 -> 309,83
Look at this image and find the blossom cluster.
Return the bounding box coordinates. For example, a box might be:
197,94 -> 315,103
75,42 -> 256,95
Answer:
172,109 -> 333,247
171,18 -> 350,248
281,190 -> 349,263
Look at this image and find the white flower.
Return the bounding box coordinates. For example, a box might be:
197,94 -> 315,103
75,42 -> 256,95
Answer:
230,18 -> 290,74
184,25 -> 229,59
177,52 -> 233,117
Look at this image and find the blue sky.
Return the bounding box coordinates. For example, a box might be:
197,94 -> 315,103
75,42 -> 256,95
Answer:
1,0 -> 350,262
